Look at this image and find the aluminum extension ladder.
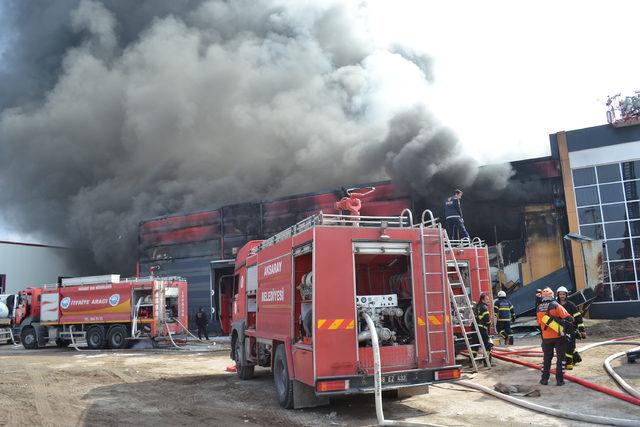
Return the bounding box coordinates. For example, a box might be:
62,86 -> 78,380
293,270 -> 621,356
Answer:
444,234 -> 491,372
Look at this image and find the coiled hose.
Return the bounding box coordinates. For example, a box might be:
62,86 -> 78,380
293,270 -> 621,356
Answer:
605,347 -> 640,399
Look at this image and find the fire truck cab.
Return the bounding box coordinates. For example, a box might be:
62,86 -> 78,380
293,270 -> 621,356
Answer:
230,211 -> 461,409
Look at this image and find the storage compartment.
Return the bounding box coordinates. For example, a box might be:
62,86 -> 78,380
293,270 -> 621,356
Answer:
132,289 -> 153,336
354,252 -> 415,347
164,287 -> 179,323
294,251 -> 313,343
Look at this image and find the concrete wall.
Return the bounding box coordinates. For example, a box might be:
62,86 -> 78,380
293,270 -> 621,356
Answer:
0,242 -> 79,293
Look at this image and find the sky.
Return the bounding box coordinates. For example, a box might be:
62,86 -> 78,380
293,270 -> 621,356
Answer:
367,1 -> 640,162
0,1 -> 639,244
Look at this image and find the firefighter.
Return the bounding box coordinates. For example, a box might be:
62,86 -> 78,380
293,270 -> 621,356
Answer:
443,189 -> 470,240
475,293 -> 493,354
556,286 -> 586,370
195,307 -> 210,340
494,290 -> 515,345
537,287 -> 573,386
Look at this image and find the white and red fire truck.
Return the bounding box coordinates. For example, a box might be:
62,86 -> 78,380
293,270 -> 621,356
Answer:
2,275 -> 187,350
230,210 -> 464,409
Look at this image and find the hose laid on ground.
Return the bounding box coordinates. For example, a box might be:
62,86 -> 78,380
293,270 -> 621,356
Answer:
491,352 -> 640,406
579,336 -> 640,353
605,347 -> 640,400
456,380 -> 640,427
172,318 -> 207,343
362,312 -> 443,427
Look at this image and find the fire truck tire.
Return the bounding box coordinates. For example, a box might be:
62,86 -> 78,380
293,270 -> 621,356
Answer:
21,327 -> 38,350
273,344 -> 294,409
234,337 -> 255,380
107,325 -> 127,349
86,326 -> 106,350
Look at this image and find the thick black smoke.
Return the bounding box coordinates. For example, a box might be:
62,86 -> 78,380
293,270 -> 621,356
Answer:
0,0 -> 513,272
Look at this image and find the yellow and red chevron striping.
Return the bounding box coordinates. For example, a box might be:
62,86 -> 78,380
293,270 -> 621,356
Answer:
316,319 -> 355,330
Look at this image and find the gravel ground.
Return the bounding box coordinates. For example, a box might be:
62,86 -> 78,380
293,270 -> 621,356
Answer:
0,335 -> 638,426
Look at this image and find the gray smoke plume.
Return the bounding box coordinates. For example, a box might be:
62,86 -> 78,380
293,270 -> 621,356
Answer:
0,0 -> 512,272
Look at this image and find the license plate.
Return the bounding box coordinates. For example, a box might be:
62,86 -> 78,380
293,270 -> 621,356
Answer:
381,373 -> 409,385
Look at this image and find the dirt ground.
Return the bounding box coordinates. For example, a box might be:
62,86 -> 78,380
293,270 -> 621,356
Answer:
0,335 -> 638,427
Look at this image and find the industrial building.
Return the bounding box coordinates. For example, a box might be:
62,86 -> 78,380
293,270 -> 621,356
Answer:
0,241 -> 79,294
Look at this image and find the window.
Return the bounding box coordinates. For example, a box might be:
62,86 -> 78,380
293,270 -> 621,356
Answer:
575,186 -> 599,206
0,275 -> 4,293
597,164 -> 621,183
633,238 -> 640,257
578,206 -> 601,224
573,161 -> 640,302
602,203 -> 627,222
612,283 -> 635,301
580,224 -> 604,240
572,167 -> 596,186
622,160 -> 640,180
624,180 -> 640,201
599,182 -> 624,203
608,261 -> 636,282
605,222 -> 629,239
605,239 -> 632,261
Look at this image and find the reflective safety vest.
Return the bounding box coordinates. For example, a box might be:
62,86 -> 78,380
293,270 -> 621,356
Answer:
476,302 -> 491,329
536,299 -> 571,340
494,297 -> 515,322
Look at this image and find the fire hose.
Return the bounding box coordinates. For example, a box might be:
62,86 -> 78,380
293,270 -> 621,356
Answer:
605,347 -> 640,400
455,380 -> 640,427
360,318 -> 640,426
362,312 -> 443,427
490,352 -> 640,406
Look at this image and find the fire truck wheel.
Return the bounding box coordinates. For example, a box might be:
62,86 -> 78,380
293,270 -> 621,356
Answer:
273,344 -> 294,409
234,337 -> 255,380
21,327 -> 38,350
107,325 -> 127,349
86,326 -> 106,350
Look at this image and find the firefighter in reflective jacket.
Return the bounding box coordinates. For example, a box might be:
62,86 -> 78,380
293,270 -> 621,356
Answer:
494,290 -> 515,345
556,286 -> 586,370
475,293 -> 492,350
443,189 -> 470,240
537,287 -> 573,386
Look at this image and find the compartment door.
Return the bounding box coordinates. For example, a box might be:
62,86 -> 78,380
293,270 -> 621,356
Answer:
41,293 -> 59,322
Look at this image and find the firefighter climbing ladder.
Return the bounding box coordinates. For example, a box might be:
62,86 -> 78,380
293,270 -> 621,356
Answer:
444,236 -> 491,371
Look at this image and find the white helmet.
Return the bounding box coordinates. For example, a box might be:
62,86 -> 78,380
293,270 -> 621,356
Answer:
556,286 -> 568,294
497,290 -> 506,298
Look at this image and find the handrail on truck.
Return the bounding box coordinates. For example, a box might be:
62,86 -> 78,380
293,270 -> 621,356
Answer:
250,211 -> 412,255
400,208 -> 413,227
419,209 -> 438,227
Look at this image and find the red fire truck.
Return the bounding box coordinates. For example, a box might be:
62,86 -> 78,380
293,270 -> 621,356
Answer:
12,275 -> 187,350
230,211 -> 462,409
